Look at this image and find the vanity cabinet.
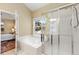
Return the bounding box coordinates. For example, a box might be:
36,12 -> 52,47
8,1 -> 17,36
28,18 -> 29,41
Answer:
1,39 -> 15,53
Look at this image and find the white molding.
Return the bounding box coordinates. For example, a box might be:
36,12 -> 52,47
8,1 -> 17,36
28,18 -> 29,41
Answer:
14,11 -> 19,54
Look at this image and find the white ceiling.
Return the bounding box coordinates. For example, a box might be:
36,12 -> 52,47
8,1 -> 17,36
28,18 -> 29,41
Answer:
25,3 -> 49,11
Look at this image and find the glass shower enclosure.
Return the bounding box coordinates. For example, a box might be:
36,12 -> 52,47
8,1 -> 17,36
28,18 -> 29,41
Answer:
40,4 -> 79,55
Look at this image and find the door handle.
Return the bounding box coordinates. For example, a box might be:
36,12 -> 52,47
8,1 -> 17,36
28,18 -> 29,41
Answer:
41,34 -> 44,42
58,34 -> 60,49
51,34 -> 53,45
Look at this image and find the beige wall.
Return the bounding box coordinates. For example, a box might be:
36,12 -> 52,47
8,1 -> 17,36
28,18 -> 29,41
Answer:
0,3 -> 68,36
32,3 -> 67,18
1,19 -> 15,34
0,3 -> 32,36
32,3 -> 68,35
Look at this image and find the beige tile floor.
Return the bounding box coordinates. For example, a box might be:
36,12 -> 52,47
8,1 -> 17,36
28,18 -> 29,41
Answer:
1,48 -> 51,55
1,42 -> 51,55
1,49 -> 16,55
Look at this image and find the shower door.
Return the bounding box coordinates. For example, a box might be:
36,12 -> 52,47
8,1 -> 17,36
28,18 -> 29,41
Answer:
72,4 -> 79,55
48,10 -> 59,55
59,4 -> 79,55
58,7 -> 73,55
48,6 -> 73,55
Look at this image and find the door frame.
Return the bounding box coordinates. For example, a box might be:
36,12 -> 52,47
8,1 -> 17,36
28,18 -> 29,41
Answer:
0,10 -> 19,54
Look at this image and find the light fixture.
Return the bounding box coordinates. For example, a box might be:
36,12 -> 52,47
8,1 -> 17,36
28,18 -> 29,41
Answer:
11,27 -> 15,33
0,22 -> 4,25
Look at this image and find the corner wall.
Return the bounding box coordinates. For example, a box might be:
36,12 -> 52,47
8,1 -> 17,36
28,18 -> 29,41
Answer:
0,3 -> 32,36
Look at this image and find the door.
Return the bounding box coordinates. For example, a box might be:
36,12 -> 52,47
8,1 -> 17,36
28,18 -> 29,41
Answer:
48,6 -> 73,55
58,7 -> 72,55
72,4 -> 79,55
48,10 -> 59,55
0,11 -> 17,55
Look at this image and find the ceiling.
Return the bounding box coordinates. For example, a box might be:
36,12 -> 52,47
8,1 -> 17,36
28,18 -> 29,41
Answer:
25,3 -> 49,11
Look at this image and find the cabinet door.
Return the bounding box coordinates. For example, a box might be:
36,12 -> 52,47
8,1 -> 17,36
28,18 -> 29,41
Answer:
59,35 -> 72,55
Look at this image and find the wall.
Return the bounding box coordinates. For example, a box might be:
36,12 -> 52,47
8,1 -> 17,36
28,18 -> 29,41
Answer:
32,3 -> 68,35
0,3 -> 68,36
0,3 -> 32,36
32,3 -> 67,18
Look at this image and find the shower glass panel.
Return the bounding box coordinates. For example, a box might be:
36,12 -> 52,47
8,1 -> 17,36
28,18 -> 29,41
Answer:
48,10 -> 59,55
47,5 -> 76,55
58,6 -> 72,55
32,4 -> 79,55
72,4 -> 79,55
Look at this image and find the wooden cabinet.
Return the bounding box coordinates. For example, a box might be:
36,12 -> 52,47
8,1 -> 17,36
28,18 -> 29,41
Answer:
1,39 -> 15,53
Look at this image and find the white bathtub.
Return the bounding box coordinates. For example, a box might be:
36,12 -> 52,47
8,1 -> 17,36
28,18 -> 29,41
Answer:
17,35 -> 42,55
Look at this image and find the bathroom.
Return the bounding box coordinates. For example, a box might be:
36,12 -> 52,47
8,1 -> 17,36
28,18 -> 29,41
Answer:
0,3 -> 79,55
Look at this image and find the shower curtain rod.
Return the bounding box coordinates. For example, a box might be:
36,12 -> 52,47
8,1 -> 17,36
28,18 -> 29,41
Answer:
42,3 -> 78,15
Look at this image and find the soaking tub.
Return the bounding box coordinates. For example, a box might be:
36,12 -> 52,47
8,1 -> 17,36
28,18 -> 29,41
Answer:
17,35 -> 42,55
